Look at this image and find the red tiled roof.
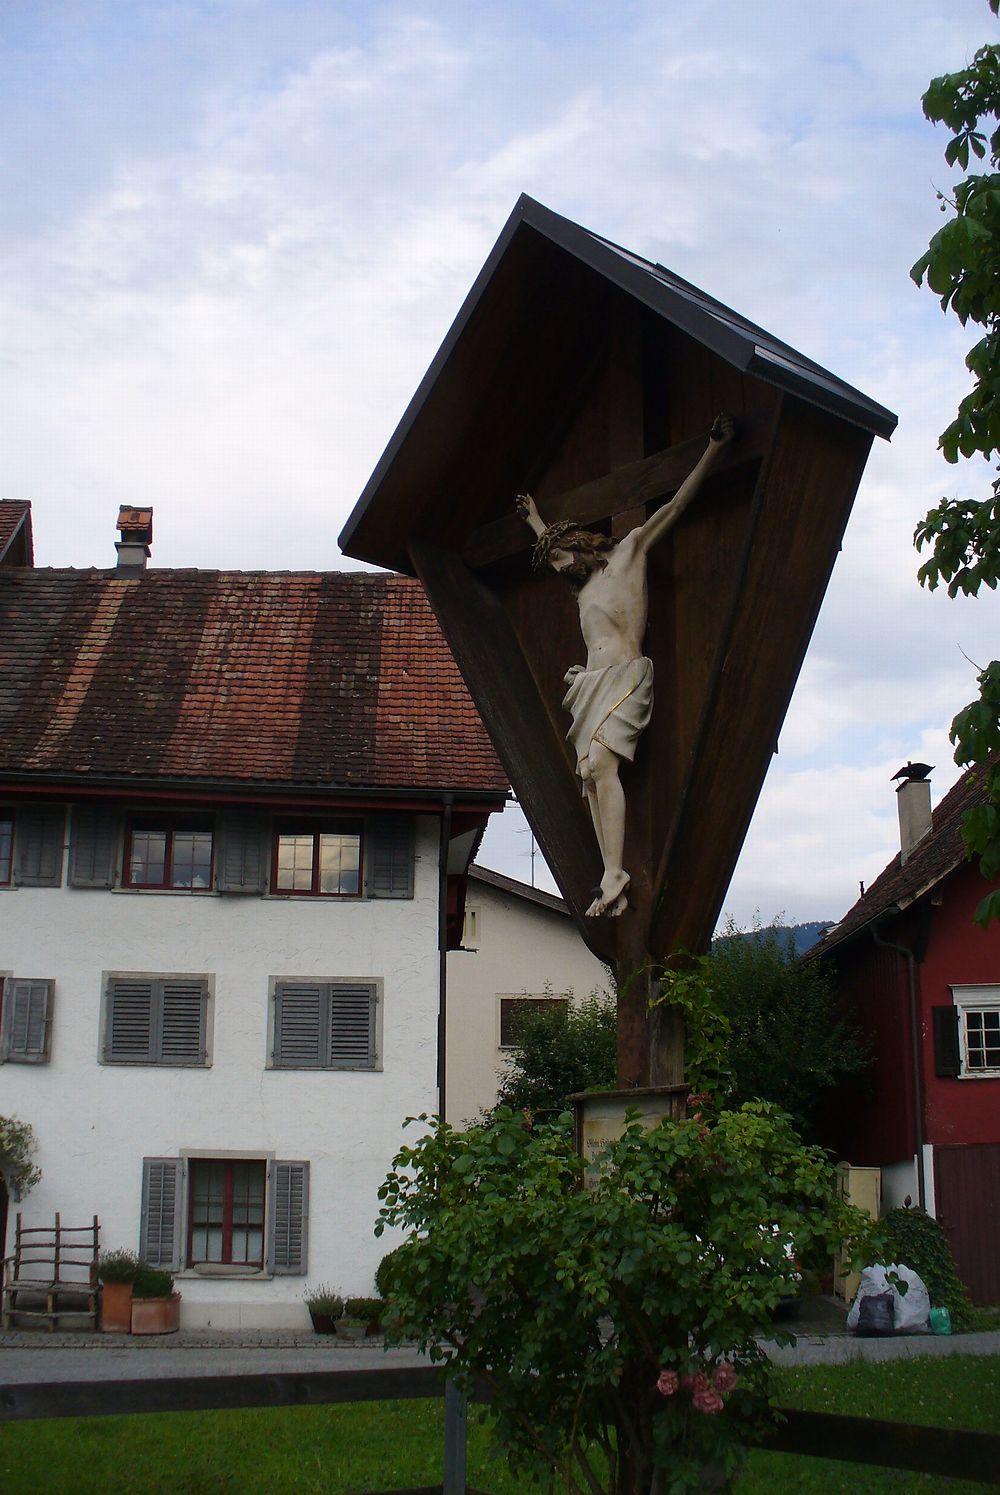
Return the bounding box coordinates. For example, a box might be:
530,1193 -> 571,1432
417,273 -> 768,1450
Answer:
0,501 -> 32,566
811,760 -> 998,957
0,568 -> 509,796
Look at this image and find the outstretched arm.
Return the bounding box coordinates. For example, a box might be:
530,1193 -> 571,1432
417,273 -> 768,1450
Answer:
515,492 -> 547,540
633,413 -> 736,554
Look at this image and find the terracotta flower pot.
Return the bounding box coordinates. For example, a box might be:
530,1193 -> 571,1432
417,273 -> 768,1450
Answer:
131,1292 -> 181,1335
100,1280 -> 134,1334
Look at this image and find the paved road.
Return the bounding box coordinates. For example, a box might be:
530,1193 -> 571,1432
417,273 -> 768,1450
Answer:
3,1323 -> 1000,1386
0,1330 -> 427,1384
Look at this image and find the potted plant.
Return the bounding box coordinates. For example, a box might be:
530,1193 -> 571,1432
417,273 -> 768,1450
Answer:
303,1285 -> 344,1335
345,1296 -> 385,1336
130,1264 -> 181,1335
334,1302 -> 368,1342
97,1248 -> 140,1334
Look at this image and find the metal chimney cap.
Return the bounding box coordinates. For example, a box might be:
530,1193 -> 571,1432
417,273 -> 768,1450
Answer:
891,761 -> 934,783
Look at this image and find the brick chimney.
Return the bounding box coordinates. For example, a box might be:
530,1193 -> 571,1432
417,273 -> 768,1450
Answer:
115,506 -> 153,573
893,761 -> 933,864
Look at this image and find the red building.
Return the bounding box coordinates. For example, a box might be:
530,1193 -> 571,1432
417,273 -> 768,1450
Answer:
810,762 -> 1000,1303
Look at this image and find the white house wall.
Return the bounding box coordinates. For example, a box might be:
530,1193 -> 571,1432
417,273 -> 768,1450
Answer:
446,878 -> 612,1125
1,817 -> 440,1329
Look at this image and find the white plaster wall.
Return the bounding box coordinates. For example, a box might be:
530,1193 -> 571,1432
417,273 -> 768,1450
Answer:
880,1158 -> 918,1214
445,879 -> 612,1126
0,817 -> 440,1329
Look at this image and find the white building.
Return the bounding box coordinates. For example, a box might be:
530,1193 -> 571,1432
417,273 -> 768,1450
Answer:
0,502 -> 507,1328
446,865 -> 612,1126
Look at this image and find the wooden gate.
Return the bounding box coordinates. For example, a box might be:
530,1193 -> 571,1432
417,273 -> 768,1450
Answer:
935,1143 -> 1000,1305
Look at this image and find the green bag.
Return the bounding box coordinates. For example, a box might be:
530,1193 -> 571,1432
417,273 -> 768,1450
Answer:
928,1306 -> 952,1335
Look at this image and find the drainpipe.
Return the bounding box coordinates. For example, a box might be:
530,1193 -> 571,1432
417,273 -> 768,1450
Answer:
437,794 -> 454,1122
871,922 -> 925,1210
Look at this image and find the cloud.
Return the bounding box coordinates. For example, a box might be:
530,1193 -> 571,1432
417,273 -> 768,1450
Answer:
4,0 -> 998,926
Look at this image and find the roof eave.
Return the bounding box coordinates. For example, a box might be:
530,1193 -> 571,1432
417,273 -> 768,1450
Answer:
0,769 -> 508,808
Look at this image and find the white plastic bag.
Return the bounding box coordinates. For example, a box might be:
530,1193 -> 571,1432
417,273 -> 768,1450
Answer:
847,1262 -> 930,1334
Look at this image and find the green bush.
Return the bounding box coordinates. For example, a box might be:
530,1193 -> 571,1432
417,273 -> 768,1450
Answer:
376,1102 -> 873,1493
345,1296 -> 383,1324
132,1265 -> 175,1299
97,1248 -> 141,1284
374,1243 -> 412,1300
875,1206 -> 974,1330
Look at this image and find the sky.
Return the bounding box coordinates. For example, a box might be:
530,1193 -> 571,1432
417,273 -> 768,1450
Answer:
3,0 -> 1000,929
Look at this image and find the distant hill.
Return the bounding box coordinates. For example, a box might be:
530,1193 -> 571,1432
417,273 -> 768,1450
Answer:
713,920 -> 834,958
786,921 -> 834,956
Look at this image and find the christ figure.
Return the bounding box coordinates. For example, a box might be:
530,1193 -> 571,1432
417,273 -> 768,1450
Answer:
516,412 -> 735,918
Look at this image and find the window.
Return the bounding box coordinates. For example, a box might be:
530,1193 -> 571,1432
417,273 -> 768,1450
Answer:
188,1159 -> 266,1267
949,986 -> 1000,1077
462,906 -> 480,949
103,974 -> 211,1066
271,979 -> 379,1069
140,1156 -> 308,1275
0,810 -> 12,885
272,820 -> 361,896
124,816 -> 213,889
0,977 -> 54,1063
499,994 -> 570,1049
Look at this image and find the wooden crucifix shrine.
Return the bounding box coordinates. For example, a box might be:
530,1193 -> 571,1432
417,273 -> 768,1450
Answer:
341,195 -> 896,1096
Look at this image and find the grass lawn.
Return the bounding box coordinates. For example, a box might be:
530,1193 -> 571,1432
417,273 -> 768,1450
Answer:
2,1356 -> 999,1493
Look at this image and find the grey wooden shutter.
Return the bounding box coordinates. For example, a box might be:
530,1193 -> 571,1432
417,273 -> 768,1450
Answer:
14,805 -> 65,887
160,978 -> 208,1064
68,804 -> 120,888
366,814 -> 415,898
268,1160 -> 309,1274
140,1157 -> 185,1270
105,977 -> 155,1062
1,978 -> 53,1062
216,812 -> 268,894
273,982 -> 324,1068
933,1006 -> 962,1077
328,983 -> 377,1068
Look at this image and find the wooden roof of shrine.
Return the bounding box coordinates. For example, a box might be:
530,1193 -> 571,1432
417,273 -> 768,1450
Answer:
340,195 -> 897,989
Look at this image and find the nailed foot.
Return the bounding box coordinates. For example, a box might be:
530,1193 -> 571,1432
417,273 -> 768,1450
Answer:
585,868 -> 630,918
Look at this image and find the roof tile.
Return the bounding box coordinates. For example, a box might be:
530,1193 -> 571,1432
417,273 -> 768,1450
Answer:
0,568 -> 508,795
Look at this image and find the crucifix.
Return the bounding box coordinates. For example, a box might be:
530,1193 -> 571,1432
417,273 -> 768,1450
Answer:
515,413 -> 736,919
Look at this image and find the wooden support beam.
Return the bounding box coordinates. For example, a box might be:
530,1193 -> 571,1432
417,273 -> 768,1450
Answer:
462,414 -> 768,570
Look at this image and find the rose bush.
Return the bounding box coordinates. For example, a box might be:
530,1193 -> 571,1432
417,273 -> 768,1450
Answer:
376,1101 -> 872,1494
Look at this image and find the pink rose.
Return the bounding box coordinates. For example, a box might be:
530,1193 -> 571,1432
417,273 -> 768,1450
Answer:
682,1371 -> 708,1394
656,1369 -> 679,1397
693,1388 -> 725,1415
713,1362 -> 738,1393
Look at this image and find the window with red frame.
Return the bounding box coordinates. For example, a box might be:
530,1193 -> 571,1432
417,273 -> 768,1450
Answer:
0,810 -> 12,885
188,1159 -> 266,1267
272,820 -> 361,896
125,817 -> 214,890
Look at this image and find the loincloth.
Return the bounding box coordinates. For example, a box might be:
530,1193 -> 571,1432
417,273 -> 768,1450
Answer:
561,657 -> 653,772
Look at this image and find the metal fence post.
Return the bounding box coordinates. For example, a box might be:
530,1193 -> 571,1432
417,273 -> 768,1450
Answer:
443,1378 -> 468,1495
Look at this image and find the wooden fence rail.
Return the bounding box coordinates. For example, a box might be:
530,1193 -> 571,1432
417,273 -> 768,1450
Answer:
2,1365 -> 999,1488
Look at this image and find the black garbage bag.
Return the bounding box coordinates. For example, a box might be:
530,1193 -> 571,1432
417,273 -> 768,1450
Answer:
856,1290 -> 895,1337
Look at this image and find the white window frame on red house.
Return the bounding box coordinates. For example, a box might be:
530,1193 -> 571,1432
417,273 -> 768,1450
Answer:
951,985 -> 1000,1077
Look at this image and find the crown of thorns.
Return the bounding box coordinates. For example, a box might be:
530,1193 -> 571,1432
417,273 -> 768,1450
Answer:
531,520 -> 579,570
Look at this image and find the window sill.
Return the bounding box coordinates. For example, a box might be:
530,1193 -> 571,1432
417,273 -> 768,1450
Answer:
180,1265 -> 271,1280
113,887 -> 215,896
958,1070 -> 1000,1079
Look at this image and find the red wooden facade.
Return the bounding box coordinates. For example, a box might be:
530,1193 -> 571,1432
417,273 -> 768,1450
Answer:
814,768 -> 1000,1302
